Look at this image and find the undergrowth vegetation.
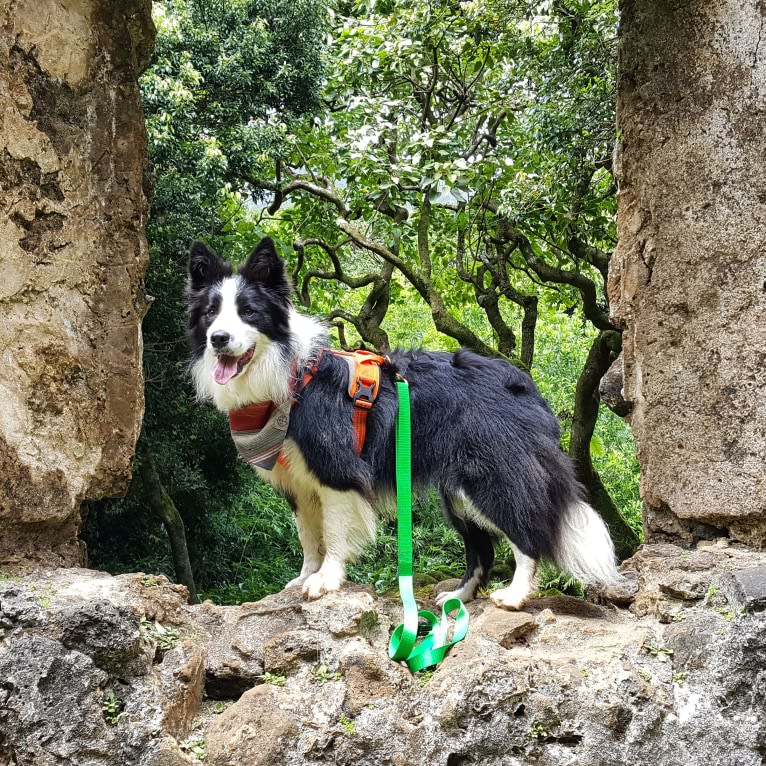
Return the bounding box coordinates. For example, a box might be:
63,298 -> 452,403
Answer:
86,302 -> 640,604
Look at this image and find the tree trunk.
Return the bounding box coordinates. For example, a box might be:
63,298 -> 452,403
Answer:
569,330 -> 639,560
137,443 -> 198,604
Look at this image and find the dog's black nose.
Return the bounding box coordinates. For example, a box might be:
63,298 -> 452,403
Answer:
210,331 -> 231,349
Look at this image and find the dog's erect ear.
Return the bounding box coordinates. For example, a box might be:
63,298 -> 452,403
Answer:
239,237 -> 291,297
188,241 -> 230,288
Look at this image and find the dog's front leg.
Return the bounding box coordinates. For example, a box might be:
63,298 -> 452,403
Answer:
302,488 -> 376,600
284,492 -> 324,590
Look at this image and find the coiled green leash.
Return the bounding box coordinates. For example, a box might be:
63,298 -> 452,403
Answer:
387,380 -> 470,672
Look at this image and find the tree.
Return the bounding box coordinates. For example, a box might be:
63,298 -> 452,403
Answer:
250,0 -> 638,555
82,0 -> 327,594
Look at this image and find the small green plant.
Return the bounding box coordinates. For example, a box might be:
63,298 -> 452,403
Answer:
535,561 -> 585,599
312,663 -> 341,685
705,584 -> 719,599
102,690 -> 124,725
262,671 -> 286,687
529,722 -> 548,739
338,712 -> 355,734
35,594 -> 51,609
180,736 -> 206,760
417,669 -> 435,687
29,581 -> 53,609
212,701 -> 233,714
140,576 -> 160,587
643,640 -> 673,661
638,669 -> 652,682
672,671 -> 688,684
156,626 -> 181,650
140,620 -> 181,651
717,608 -> 735,622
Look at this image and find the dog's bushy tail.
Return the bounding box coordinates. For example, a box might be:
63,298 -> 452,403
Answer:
553,500 -> 624,585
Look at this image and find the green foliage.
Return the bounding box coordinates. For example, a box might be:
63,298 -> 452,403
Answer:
533,307 -> 641,536
282,0 -> 617,312
348,491 -> 464,594
83,0 -> 326,601
102,690 -> 124,726
338,712 -> 356,734
179,736 -> 207,761
85,0 -> 640,604
262,671 -> 287,687
642,640 -> 674,661
535,560 -> 586,599
140,619 -> 182,651
312,662 -> 342,684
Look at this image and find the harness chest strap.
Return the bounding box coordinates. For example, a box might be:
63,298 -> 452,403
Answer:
229,349 -> 386,470
229,400 -> 292,470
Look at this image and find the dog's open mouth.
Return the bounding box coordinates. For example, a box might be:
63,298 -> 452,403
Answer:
212,347 -> 255,385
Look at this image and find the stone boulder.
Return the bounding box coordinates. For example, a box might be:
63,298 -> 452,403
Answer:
1,545 -> 765,765
0,0 -> 154,567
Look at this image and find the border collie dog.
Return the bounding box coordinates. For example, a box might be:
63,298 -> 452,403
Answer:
187,237 -> 622,608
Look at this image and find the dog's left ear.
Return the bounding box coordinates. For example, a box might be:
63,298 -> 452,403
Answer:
188,241 -> 231,288
239,237 -> 291,298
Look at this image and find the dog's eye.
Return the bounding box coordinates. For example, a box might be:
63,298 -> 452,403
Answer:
205,307 -> 217,318
241,307 -> 256,317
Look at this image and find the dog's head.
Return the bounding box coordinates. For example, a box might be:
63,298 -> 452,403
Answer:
186,237 -> 293,401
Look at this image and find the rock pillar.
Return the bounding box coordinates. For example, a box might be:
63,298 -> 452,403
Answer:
610,0 -> 766,545
0,1 -> 154,565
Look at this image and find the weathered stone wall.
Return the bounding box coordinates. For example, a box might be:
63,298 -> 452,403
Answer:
0,1 -> 154,565
1,554 -> 765,766
609,0 -> 766,545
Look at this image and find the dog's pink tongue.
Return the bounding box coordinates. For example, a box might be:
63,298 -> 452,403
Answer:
213,355 -> 239,385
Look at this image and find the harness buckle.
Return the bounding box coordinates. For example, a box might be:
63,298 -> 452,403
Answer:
352,378 -> 377,409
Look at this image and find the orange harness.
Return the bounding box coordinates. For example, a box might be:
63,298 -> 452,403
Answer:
302,349 -> 386,456
229,349 -> 386,473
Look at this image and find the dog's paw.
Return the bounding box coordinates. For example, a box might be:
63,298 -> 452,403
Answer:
302,571 -> 343,600
284,574 -> 308,590
489,586 -> 528,611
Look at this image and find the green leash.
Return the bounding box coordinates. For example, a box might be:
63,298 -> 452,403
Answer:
388,380 -> 469,672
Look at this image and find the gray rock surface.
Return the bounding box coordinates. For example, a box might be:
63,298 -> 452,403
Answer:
1,545 -> 764,765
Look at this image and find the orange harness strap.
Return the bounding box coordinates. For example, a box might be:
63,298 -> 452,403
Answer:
231,351 -> 385,472
303,349 -> 386,456
335,350 -> 386,456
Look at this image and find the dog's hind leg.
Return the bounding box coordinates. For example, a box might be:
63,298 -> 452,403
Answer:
285,492 -> 324,589
490,541 -> 538,611
436,493 -> 495,607
302,488 -> 376,600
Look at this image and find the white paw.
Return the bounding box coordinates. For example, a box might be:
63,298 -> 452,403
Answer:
302,570 -> 344,600
284,558 -> 322,590
490,586 -> 529,611
284,574 -> 308,590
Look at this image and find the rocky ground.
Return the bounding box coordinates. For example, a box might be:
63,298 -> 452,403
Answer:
0,541 -> 764,766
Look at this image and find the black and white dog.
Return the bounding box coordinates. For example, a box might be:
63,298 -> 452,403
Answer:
187,236 -> 622,608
